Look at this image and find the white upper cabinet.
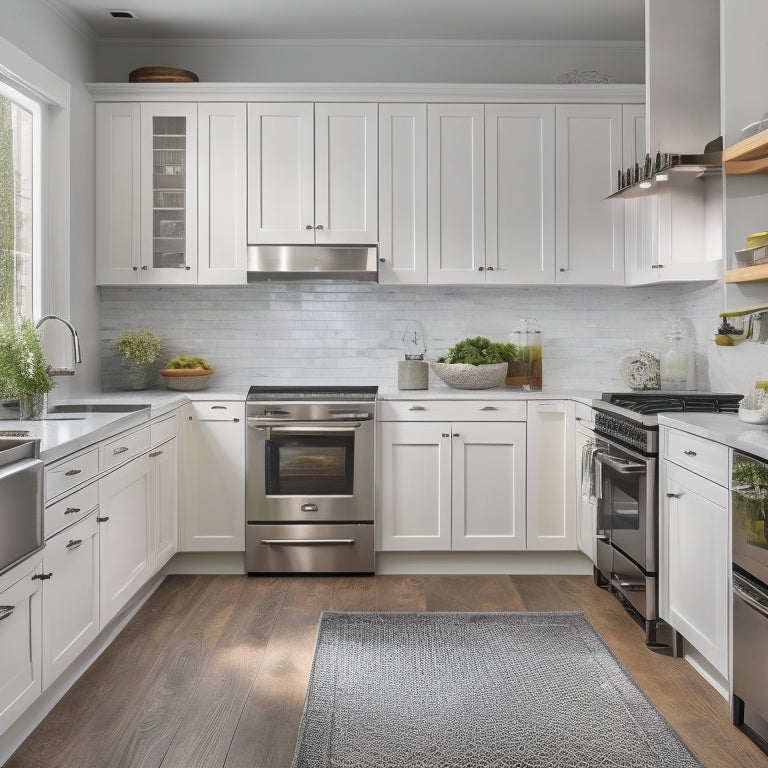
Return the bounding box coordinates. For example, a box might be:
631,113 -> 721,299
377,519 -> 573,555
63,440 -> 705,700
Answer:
427,104 -> 486,284
485,105 -> 556,284
378,104 -> 428,284
198,103 -> 248,284
555,104 -> 625,284
247,102 -> 378,245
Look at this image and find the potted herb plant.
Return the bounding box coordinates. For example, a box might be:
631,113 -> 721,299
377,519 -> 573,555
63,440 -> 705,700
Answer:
0,318 -> 54,418
431,336 -> 518,389
159,354 -> 214,391
111,329 -> 164,390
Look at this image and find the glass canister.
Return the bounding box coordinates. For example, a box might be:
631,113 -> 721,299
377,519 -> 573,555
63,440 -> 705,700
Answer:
660,316 -> 688,391
507,319 -> 542,390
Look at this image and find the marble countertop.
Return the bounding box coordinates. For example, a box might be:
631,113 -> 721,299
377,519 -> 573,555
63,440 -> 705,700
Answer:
377,386 -> 598,403
659,412 -> 768,463
0,388 -> 245,463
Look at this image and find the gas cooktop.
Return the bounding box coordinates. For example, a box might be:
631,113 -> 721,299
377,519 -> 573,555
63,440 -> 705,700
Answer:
597,391 -> 743,416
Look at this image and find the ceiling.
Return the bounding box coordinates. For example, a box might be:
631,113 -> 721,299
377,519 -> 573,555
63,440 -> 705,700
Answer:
51,0 -> 645,42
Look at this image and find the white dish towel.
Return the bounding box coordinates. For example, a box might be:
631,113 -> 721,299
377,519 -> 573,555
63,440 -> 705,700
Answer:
581,440 -> 603,504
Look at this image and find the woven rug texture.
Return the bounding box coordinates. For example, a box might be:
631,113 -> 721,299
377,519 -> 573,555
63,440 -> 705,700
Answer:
292,610 -> 703,768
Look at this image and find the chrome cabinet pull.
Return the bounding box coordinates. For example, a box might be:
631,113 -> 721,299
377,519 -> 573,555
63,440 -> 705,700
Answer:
683,449 -> 697,457
665,492 -> 683,499
211,405 -> 227,410
149,450 -> 163,458
0,606 -> 15,620
480,406 -> 498,411
113,446 -> 129,455
64,468 -> 82,477
96,516 -> 109,523
64,507 -> 80,515
233,418 -> 240,423
66,539 -> 83,550
408,405 -> 426,411
32,573 -> 52,581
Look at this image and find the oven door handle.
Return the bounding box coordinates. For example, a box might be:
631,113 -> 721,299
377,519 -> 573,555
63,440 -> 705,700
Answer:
248,422 -> 362,432
595,453 -> 647,474
261,538 -> 356,546
733,581 -> 768,620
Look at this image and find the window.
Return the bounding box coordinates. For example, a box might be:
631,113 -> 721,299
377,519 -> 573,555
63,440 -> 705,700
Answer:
0,82 -> 39,327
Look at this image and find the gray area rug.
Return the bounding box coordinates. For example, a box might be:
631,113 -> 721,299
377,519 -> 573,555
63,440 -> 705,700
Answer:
292,611 -> 703,768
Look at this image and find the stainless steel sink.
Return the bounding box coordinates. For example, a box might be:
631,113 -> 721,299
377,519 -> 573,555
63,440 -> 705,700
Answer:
47,403 -> 149,414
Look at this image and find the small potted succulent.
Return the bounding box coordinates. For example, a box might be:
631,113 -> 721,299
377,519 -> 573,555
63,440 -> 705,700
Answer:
0,318 -> 54,418
160,354 -> 214,391
111,329 -> 164,390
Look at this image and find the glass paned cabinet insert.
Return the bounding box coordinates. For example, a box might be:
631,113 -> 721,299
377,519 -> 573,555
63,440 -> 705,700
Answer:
152,116 -> 187,270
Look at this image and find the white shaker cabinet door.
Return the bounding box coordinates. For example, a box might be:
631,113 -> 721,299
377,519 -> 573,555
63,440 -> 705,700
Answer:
555,104 -> 624,284
150,437 -> 178,573
451,422 -> 527,551
485,104 -> 556,285
378,104 -> 428,284
314,103 -> 379,245
378,421 -> 452,551
98,454 -> 152,627
427,104 -> 485,284
247,103 -> 315,244
198,103 -> 247,284
96,102 -> 141,283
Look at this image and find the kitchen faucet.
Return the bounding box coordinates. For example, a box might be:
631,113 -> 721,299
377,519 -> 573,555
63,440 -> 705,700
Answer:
35,314 -> 82,374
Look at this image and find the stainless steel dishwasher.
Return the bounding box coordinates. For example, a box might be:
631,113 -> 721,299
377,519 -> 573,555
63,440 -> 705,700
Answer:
732,450 -> 768,753
0,436 -> 43,576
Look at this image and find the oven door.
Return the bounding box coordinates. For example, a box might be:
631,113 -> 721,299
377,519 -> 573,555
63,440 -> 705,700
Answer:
596,438 -> 656,572
246,419 -> 374,523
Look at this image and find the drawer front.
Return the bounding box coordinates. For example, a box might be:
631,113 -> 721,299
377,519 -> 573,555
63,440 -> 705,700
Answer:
190,401 -> 245,422
663,428 -> 729,487
45,483 -> 99,539
246,523 -> 374,574
377,399 -> 527,422
150,414 -> 177,446
45,449 -> 98,501
100,426 -> 151,472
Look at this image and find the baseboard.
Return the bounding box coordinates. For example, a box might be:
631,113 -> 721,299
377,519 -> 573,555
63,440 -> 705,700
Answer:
375,550 -> 594,575
162,551 -> 246,574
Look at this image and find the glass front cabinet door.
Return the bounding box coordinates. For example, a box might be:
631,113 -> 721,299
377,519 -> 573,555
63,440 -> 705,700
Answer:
141,104 -> 197,283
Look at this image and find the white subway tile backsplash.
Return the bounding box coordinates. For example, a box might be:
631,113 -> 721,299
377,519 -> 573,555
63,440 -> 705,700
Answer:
101,282 -> 721,392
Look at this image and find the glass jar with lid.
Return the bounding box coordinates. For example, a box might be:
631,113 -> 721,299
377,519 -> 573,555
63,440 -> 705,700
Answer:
507,319 -> 542,390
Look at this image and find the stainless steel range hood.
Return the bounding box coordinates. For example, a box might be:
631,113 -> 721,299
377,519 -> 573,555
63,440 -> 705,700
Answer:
247,245 -> 378,282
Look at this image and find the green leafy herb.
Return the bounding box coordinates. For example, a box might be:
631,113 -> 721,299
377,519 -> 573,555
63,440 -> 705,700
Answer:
163,354 -> 212,370
0,318 -> 54,397
437,336 -> 518,365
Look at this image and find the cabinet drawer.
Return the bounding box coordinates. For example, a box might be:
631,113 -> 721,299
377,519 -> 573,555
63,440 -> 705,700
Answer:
190,401 -> 244,422
100,426 -> 151,472
151,414 -> 177,446
377,399 -> 527,422
45,483 -> 99,539
663,429 -> 729,487
45,449 -> 99,501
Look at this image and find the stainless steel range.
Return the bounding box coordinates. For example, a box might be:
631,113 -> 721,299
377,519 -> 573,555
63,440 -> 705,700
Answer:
591,391 -> 742,653
245,386 -> 377,575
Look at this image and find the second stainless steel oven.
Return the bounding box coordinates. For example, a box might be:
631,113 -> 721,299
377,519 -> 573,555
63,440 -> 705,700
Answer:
245,386 -> 376,574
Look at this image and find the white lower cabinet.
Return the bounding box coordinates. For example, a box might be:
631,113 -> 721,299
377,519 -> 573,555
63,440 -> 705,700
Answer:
180,401 -> 245,551
659,427 -> 730,677
41,512 -> 100,690
149,437 -> 178,572
377,401 -> 527,551
98,454 -> 152,627
526,400 -> 574,550
0,555 -> 43,735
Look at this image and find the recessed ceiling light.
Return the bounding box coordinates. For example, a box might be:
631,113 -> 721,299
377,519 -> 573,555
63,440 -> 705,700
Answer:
108,9 -> 136,19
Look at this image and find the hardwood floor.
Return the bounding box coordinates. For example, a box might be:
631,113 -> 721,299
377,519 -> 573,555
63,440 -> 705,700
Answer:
7,574 -> 768,768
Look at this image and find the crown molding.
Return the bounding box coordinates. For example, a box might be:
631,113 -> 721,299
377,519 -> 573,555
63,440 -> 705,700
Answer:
88,82 -> 645,103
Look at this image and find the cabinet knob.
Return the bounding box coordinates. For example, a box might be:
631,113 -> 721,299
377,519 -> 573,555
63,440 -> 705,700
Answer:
379,257 -> 385,263
559,268 -> 566,272
478,266 -> 485,271
486,266 -> 494,271
141,265 -> 148,271
132,266 -> 139,271
316,224 -> 324,230
306,225 -> 314,230
442,433 -> 450,438
683,450 -> 697,457
452,433 -> 460,437
184,265 -> 191,271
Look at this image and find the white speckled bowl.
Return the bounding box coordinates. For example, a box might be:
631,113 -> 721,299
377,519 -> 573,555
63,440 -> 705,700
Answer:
430,362 -> 508,390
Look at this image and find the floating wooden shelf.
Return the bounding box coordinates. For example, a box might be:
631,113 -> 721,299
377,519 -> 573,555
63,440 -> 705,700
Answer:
725,263 -> 768,283
723,127 -> 768,174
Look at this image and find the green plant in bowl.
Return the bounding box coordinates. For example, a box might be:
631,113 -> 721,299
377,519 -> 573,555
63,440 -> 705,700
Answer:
162,354 -> 213,371
437,336 -> 519,365
111,329 -> 163,364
